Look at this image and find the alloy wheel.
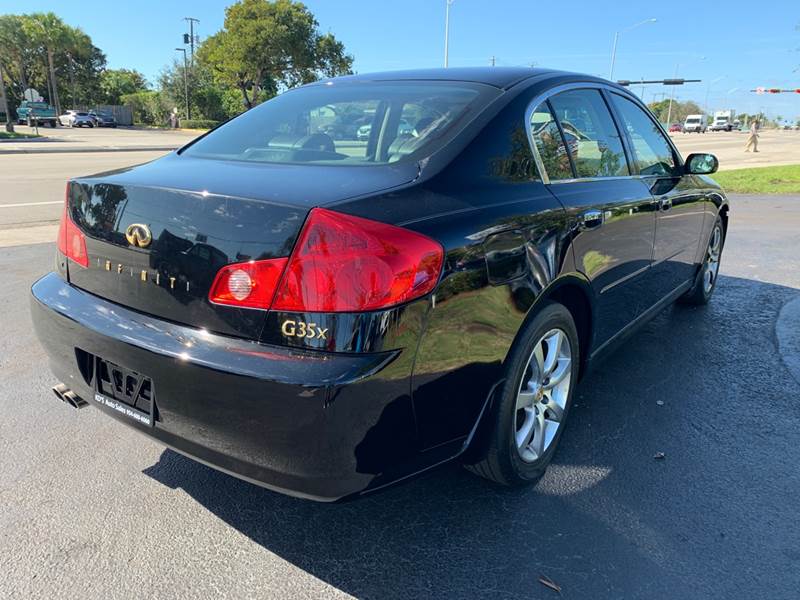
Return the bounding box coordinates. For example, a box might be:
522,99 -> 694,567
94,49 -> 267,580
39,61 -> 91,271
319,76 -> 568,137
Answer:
703,224 -> 723,294
514,328 -> 572,463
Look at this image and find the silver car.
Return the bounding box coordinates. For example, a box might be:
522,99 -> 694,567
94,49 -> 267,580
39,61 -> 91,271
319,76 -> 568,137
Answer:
58,111 -> 95,128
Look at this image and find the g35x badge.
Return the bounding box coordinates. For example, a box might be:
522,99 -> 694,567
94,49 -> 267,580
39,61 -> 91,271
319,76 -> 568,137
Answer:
282,319 -> 328,340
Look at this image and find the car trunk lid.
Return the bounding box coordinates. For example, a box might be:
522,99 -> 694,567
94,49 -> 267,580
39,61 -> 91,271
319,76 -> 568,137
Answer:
65,154 -> 418,339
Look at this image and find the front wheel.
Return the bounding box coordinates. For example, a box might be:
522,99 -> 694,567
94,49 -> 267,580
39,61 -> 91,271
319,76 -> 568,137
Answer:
680,215 -> 725,305
466,302 -> 579,486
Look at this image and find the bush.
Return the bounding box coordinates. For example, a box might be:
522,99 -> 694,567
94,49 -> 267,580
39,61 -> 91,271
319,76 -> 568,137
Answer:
179,119 -> 219,130
120,90 -> 170,126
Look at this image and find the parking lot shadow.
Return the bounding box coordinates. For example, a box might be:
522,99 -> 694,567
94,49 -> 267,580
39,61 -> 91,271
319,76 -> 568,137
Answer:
143,275 -> 800,599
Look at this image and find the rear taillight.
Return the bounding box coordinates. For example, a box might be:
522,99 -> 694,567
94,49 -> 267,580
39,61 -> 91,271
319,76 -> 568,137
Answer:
273,208 -> 443,312
208,258 -> 288,309
208,208 -> 444,312
57,184 -> 88,268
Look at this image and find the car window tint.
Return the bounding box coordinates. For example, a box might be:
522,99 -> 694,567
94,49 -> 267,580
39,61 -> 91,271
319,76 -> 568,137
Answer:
548,89 -> 629,178
610,94 -> 678,176
529,103 -> 573,180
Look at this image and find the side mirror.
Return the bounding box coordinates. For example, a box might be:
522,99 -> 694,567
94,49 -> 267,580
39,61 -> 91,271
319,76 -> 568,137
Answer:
685,153 -> 719,175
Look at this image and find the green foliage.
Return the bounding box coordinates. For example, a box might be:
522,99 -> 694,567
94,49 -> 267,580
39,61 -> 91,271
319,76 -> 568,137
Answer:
180,119 -> 219,130
647,99 -> 703,124
197,0 -> 353,109
0,12 -> 107,115
158,60 -> 231,121
99,69 -> 148,105
120,90 -> 170,126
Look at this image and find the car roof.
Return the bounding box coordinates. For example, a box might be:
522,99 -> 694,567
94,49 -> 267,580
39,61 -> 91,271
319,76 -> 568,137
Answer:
315,67 -> 571,90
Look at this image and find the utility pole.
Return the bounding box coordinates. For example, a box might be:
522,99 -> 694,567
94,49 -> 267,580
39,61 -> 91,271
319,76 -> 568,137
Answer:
0,64 -> 13,133
175,48 -> 189,121
184,17 -> 200,64
443,0 -> 454,67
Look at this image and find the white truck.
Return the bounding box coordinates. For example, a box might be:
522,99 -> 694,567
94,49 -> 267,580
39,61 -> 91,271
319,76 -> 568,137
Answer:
710,110 -> 736,132
683,114 -> 707,133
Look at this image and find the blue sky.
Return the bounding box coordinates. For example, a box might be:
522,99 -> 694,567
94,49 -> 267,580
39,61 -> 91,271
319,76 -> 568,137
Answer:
2,0 -> 798,119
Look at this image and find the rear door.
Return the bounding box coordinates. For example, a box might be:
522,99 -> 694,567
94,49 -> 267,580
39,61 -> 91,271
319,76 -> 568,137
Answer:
607,92 -> 706,298
534,88 -> 657,347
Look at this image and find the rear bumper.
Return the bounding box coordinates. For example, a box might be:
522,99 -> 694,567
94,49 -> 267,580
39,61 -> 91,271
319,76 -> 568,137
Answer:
30,272 -> 423,501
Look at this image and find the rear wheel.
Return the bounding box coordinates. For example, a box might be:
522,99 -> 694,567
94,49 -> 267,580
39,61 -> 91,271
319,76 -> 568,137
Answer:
680,215 -> 725,306
466,302 -> 579,486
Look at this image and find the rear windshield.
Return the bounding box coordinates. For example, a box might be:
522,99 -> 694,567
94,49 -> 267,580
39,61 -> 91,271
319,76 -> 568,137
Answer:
183,81 -> 499,166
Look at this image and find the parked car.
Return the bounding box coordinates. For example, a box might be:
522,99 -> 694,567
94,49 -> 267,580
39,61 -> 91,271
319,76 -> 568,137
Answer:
32,67 -> 728,501
668,123 -> 683,132
59,111 -> 96,128
89,110 -> 117,128
17,100 -> 59,127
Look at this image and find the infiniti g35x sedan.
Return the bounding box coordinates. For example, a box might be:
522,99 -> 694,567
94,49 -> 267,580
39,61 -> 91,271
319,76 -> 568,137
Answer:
31,68 -> 728,501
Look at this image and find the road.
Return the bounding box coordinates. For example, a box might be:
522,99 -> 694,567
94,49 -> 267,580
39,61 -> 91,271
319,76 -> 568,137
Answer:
0,151 -> 167,229
670,128 -> 800,171
1,194 -> 799,599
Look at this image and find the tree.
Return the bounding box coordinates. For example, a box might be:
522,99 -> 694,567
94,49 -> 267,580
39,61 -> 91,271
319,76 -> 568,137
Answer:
0,13 -> 106,114
158,60 -> 229,122
100,69 -> 147,105
197,0 -> 353,109
648,99 -> 703,124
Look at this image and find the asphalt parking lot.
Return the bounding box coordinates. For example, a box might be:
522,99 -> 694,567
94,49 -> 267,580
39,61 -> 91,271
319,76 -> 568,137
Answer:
2,189 -> 799,598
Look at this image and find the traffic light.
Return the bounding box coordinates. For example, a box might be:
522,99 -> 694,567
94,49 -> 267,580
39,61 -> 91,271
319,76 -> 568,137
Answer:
183,33 -> 190,44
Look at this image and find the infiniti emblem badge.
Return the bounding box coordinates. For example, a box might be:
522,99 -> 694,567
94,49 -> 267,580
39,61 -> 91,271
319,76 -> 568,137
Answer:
125,223 -> 152,248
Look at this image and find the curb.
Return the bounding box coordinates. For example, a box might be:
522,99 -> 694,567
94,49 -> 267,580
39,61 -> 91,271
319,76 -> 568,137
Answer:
0,145 -> 179,155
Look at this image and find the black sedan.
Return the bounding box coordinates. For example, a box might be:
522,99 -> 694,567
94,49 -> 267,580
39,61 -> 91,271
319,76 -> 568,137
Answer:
31,68 -> 728,501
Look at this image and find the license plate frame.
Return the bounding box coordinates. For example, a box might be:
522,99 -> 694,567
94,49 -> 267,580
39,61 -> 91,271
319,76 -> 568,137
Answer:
92,357 -> 155,427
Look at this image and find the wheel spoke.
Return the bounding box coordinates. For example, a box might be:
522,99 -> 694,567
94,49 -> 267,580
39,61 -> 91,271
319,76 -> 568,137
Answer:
542,331 -> 562,375
545,358 -> 570,389
532,342 -> 545,376
542,394 -> 564,422
515,407 -> 535,450
530,412 -> 546,458
516,386 -> 537,410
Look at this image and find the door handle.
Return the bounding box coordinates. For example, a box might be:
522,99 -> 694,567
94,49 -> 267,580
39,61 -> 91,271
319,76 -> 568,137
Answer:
658,196 -> 673,211
579,209 -> 604,230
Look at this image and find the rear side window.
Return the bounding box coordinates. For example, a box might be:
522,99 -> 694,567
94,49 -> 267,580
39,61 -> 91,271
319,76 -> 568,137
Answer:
183,81 -> 499,166
529,102 -> 573,180
548,89 -> 629,178
611,94 -> 678,176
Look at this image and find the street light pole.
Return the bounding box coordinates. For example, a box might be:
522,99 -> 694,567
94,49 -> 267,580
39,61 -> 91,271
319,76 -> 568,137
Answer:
444,0 -> 454,68
175,48 -> 189,122
609,18 -> 657,81
666,56 -> 705,125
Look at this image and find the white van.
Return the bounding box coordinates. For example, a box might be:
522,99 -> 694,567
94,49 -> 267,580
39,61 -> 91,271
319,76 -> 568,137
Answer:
683,114 -> 707,133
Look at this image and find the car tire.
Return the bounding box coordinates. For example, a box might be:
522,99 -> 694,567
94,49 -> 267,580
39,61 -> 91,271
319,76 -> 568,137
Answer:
680,215 -> 725,306
466,302 -> 580,486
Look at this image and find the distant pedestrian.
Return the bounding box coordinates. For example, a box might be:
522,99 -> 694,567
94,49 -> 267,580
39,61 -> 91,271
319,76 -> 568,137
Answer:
744,120 -> 759,153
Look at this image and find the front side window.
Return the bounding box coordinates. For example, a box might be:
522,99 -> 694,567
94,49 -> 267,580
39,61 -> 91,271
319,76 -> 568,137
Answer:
611,94 -> 678,176
183,81 -> 499,166
548,89 -> 629,178
529,102 -> 573,180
